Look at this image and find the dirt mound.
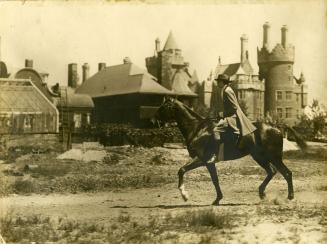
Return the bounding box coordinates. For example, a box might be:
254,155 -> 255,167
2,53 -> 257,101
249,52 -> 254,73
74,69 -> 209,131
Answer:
57,148 -> 106,162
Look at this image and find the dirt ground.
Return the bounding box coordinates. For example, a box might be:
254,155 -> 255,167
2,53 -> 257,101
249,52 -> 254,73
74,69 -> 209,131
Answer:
0,142 -> 326,243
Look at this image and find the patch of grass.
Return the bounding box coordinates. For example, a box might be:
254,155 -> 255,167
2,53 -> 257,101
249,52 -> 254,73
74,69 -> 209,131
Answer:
0,176 -> 11,196
27,163 -> 71,179
237,166 -> 264,176
316,185 -> 327,191
118,212 -> 131,223
284,146 -> 327,161
0,214 -> 55,243
167,208 -> 240,229
12,179 -> 37,194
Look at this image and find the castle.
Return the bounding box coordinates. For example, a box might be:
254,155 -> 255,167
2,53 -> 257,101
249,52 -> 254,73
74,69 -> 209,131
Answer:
210,34 -> 265,121
204,22 -> 307,125
257,22 -> 307,125
145,31 -> 197,106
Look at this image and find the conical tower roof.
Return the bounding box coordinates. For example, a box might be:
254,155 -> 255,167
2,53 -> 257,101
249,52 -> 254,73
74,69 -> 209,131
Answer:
163,31 -> 179,50
190,70 -> 199,84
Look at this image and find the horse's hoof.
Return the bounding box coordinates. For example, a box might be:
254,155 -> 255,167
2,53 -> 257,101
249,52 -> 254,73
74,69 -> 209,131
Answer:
181,193 -> 189,202
288,194 -> 294,200
259,192 -> 266,200
179,185 -> 189,202
212,199 -> 220,206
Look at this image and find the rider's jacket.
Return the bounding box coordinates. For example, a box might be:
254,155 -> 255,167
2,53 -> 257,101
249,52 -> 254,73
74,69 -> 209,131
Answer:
221,85 -> 256,136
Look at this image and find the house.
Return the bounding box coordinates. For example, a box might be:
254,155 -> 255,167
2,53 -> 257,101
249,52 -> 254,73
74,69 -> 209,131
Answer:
76,58 -> 173,126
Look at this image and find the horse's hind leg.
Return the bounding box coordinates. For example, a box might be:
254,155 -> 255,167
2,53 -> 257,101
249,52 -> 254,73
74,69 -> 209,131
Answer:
259,163 -> 277,199
178,157 -> 204,201
251,153 -> 277,199
271,157 -> 294,200
206,163 -> 223,206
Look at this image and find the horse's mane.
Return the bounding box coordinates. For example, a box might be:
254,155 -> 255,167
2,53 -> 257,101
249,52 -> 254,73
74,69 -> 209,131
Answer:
174,100 -> 205,121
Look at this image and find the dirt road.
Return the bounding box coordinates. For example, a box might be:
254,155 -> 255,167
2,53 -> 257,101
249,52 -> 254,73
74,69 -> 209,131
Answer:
0,143 -> 326,243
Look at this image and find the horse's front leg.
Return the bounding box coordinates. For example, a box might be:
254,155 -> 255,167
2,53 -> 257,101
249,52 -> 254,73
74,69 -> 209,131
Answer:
206,163 -> 223,206
178,157 -> 204,201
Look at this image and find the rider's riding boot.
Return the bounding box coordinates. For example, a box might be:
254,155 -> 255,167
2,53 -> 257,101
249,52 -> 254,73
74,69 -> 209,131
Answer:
208,136 -> 220,163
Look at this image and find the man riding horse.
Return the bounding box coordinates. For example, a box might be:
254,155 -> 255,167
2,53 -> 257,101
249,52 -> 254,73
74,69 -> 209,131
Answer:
209,74 -> 256,162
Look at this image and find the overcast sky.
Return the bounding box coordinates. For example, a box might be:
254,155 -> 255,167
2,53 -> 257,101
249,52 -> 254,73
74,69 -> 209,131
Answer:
0,0 -> 326,102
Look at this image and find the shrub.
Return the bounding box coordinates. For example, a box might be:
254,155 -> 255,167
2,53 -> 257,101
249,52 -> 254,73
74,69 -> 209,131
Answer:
12,179 -> 37,194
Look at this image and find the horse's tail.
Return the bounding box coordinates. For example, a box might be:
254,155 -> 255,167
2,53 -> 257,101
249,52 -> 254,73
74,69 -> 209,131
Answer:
285,126 -> 307,151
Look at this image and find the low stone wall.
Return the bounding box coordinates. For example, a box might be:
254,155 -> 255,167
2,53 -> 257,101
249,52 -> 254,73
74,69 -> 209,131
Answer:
0,133 -> 63,159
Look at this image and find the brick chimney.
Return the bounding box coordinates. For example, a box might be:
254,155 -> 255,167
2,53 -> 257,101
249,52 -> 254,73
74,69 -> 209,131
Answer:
155,38 -> 161,53
281,25 -> 288,48
123,57 -> 132,64
25,59 -> 33,68
82,63 -> 90,83
240,34 -> 248,63
98,62 -> 106,71
68,63 -> 78,88
263,22 -> 270,49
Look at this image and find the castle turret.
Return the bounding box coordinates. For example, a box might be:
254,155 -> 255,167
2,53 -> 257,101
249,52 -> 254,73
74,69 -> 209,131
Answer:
257,23 -> 299,125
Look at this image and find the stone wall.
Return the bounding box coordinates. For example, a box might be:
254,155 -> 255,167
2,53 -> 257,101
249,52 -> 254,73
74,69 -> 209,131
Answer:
0,134 -> 63,158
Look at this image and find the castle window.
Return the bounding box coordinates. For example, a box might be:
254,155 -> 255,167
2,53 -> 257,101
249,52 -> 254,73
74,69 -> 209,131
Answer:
288,65 -> 291,70
277,108 -> 283,118
286,107 -> 292,118
286,91 -> 292,100
296,94 -> 299,102
239,90 -> 246,99
276,91 -> 282,101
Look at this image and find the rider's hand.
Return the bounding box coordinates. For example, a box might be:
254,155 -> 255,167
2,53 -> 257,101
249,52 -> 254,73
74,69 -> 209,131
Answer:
218,112 -> 223,118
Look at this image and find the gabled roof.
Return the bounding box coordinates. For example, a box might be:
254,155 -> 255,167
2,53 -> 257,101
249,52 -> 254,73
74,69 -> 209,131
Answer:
0,78 -> 57,114
76,63 -> 173,98
163,31 -> 180,51
215,63 -> 241,77
171,69 -> 197,97
214,59 -> 253,78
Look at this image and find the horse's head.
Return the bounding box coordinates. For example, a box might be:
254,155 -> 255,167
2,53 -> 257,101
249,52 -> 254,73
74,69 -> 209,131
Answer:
155,97 -> 178,123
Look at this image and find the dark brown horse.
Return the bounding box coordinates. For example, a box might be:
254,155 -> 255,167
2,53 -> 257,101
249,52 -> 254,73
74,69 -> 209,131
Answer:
156,98 -> 306,205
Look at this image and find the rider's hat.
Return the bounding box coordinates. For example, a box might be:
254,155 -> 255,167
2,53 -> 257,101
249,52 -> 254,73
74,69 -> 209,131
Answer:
215,74 -> 231,84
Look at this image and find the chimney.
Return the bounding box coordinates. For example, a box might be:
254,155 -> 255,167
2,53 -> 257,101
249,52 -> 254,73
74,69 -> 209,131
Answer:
98,62 -> 106,71
218,56 -> 221,65
155,38 -> 161,53
240,34 -> 248,63
281,25 -> 288,48
25,59 -> 33,68
263,22 -> 270,49
82,63 -> 90,83
123,57 -> 132,64
68,63 -> 78,88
